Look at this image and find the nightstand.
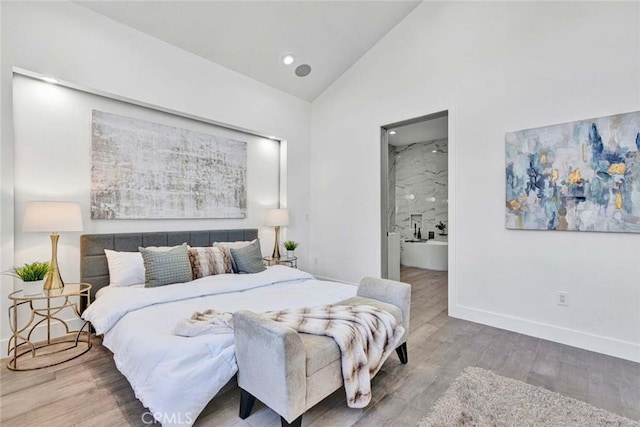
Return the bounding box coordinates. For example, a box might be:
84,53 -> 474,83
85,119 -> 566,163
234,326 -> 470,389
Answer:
263,256 -> 298,269
7,283 -> 92,371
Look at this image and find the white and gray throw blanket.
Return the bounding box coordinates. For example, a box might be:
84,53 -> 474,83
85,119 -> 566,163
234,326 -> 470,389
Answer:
175,304 -> 405,408
174,309 -> 234,336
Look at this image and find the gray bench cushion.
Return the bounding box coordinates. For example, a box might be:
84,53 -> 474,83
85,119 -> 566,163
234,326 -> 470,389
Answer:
300,334 -> 340,376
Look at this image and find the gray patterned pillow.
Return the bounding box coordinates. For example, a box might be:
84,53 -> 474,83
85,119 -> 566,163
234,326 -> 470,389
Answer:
213,240 -> 254,273
139,243 -> 193,287
230,239 -> 266,274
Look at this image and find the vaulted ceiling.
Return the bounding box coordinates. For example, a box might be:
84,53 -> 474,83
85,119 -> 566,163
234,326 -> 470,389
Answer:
77,1 -> 421,102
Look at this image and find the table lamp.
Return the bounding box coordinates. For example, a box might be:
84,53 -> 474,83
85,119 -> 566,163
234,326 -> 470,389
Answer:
23,201 -> 83,290
265,208 -> 289,259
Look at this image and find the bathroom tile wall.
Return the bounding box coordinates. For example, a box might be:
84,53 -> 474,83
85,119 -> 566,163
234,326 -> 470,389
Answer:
393,138 -> 448,239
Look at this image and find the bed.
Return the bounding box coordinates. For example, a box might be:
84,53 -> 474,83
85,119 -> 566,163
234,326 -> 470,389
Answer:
80,229 -> 357,426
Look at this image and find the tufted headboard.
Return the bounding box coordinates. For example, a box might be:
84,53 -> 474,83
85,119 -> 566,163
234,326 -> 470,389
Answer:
80,229 -> 259,305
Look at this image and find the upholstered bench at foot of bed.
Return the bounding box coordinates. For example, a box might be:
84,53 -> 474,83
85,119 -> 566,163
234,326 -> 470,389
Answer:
233,276 -> 411,427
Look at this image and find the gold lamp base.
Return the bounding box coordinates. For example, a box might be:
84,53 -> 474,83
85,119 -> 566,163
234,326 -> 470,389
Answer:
272,226 -> 281,260
44,232 -> 65,290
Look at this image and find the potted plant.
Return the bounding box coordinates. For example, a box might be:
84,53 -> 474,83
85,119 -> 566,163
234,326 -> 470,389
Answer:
5,261 -> 51,295
435,221 -> 447,236
282,241 -> 299,258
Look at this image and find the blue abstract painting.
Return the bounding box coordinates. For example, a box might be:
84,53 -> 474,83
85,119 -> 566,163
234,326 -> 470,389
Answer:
505,111 -> 640,233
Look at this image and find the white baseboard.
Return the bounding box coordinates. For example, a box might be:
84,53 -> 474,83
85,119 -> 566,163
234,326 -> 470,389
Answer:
0,318 -> 86,359
450,304 -> 640,363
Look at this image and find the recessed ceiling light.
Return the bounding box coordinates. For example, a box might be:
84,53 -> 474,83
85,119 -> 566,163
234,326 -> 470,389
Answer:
41,76 -> 59,84
389,130 -> 397,135
281,54 -> 295,65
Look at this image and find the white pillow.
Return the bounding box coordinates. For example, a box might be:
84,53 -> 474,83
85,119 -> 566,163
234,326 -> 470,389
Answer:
212,240 -> 255,249
144,244 -> 189,252
104,249 -> 145,287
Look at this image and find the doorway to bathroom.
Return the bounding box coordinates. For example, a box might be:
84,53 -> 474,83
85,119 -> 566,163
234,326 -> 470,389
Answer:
381,111 -> 449,281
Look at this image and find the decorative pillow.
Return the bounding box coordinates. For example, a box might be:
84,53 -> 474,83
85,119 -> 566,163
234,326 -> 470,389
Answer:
104,249 -> 145,287
188,247 -> 233,279
230,239 -> 266,274
213,240 -> 254,273
139,243 -> 193,287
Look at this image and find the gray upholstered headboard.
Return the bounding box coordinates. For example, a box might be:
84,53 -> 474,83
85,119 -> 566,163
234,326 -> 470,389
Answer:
80,229 -> 259,304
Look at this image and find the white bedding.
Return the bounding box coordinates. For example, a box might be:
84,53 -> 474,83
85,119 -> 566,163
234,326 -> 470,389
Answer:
95,283 -> 144,298
82,266 -> 357,426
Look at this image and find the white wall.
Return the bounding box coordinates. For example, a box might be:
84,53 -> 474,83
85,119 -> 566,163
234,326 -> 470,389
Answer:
12,73 -> 281,283
0,1 -> 311,355
310,2 -> 640,361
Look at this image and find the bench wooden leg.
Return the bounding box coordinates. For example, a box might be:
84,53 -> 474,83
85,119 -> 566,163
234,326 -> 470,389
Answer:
281,415 -> 302,427
239,389 -> 256,419
396,342 -> 408,364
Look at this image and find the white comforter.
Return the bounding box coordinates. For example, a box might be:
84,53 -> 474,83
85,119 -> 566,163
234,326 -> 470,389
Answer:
82,266 -> 357,426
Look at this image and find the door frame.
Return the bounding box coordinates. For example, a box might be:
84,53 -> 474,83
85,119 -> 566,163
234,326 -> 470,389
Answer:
380,110 -> 450,279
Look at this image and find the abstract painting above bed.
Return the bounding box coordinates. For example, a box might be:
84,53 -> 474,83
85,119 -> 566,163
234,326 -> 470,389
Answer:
91,110 -> 247,219
505,111 -> 640,233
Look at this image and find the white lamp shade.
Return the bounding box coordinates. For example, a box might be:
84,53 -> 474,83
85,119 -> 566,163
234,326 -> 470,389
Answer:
265,209 -> 289,226
23,201 -> 83,232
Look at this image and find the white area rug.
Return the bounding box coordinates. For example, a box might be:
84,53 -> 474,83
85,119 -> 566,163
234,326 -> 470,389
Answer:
418,367 -> 639,427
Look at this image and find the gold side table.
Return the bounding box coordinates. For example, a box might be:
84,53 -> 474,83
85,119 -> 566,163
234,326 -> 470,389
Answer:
7,283 -> 92,371
263,256 -> 298,268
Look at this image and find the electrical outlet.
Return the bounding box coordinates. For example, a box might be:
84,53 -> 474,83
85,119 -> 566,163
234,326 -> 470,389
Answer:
305,213 -> 310,222
558,291 -> 569,306
314,257 -> 319,266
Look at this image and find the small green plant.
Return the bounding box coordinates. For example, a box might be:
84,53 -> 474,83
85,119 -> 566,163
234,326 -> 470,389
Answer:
283,240 -> 299,250
5,261 -> 51,282
435,221 -> 447,232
